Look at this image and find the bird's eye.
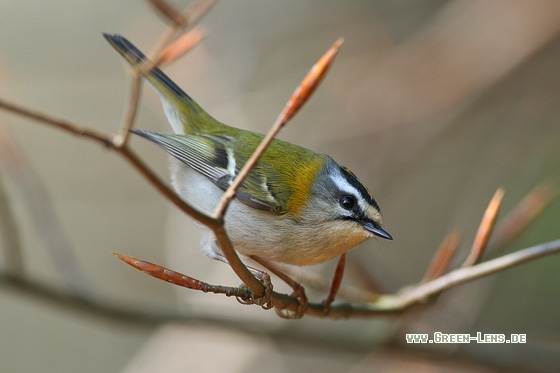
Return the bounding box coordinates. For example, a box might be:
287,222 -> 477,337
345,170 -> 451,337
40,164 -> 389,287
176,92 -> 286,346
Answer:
340,195 -> 356,210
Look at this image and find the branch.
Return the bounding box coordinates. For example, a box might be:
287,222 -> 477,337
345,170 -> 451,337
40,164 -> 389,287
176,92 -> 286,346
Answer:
0,98 -> 216,227
0,99 -> 114,145
422,229 -> 461,282
489,179 -> 558,250
304,239 -> 560,318
394,238 -> 560,310
0,271 -> 273,333
112,237 -> 560,319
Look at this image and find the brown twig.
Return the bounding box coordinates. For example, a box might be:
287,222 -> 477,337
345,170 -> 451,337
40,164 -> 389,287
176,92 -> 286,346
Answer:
462,188 -> 504,267
322,253 -> 347,313
0,270 -> 274,330
146,0 -> 216,68
148,0 -> 187,25
286,266 -> 379,303
117,2 -> 213,145
250,256 -> 301,290
114,253 -> 253,298
149,0 -> 216,29
314,239 -> 560,318
0,167 -> 23,274
422,229 -> 462,282
249,256 -> 308,317
490,180 -> 558,250
115,74 -> 142,146
392,238 -> 560,313
0,99 -> 114,146
183,0 -> 217,26
211,224 -> 267,300
155,28 -> 206,66
0,98 -> 215,228
213,38 -> 344,219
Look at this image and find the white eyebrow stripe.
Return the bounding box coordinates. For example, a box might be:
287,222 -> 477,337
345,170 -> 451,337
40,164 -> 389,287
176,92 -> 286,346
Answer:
331,173 -> 354,193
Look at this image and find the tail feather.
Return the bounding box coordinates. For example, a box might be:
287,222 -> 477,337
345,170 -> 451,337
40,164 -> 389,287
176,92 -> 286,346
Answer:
103,33 -> 221,135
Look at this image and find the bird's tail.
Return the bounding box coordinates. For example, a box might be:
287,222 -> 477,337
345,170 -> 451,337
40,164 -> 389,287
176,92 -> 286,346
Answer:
103,33 -> 222,135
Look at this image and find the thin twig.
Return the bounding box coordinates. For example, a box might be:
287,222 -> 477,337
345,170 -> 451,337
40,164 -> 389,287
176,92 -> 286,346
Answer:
283,265 -> 379,302
149,0 -> 216,30
490,180 -> 558,250
322,253 -> 347,313
0,99 -> 114,146
423,229 -> 462,282
115,74 -> 142,146
250,256 -> 301,290
0,98 -> 216,229
183,0 -> 217,26
118,2 -> 213,144
119,146 -> 216,227
213,38 -> 344,219
395,238 -> 560,311
148,0 -> 187,25
0,271 -> 267,330
462,188 -> 504,267
155,29 -> 206,66
114,253 -> 254,298
0,169 -> 23,274
147,0 -> 216,69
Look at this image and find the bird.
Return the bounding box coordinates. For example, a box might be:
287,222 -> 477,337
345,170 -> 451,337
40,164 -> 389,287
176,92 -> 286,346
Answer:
104,33 -> 392,267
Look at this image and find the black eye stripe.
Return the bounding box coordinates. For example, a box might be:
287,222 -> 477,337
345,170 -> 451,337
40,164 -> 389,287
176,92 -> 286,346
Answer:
339,166 -> 380,212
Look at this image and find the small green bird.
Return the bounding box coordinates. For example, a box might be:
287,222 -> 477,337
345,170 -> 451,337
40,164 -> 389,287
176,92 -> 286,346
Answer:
104,34 -> 391,266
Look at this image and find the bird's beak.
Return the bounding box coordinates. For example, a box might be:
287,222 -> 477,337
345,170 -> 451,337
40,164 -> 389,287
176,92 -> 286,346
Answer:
362,221 -> 393,240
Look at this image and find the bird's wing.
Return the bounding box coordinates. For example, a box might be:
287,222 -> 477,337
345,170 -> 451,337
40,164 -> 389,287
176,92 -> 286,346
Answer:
133,130 -> 286,213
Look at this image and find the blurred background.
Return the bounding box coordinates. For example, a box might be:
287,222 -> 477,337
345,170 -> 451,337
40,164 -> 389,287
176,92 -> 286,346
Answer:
1,0 -> 559,371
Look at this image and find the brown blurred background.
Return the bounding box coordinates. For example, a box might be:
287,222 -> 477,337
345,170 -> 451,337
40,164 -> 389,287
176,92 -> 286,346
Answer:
1,0 -> 559,372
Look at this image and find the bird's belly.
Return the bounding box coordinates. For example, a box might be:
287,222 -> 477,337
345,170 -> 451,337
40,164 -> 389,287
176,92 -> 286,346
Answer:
225,211 -> 370,266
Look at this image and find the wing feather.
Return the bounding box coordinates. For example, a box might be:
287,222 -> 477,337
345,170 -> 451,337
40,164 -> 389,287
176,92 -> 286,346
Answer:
133,130 -> 285,212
